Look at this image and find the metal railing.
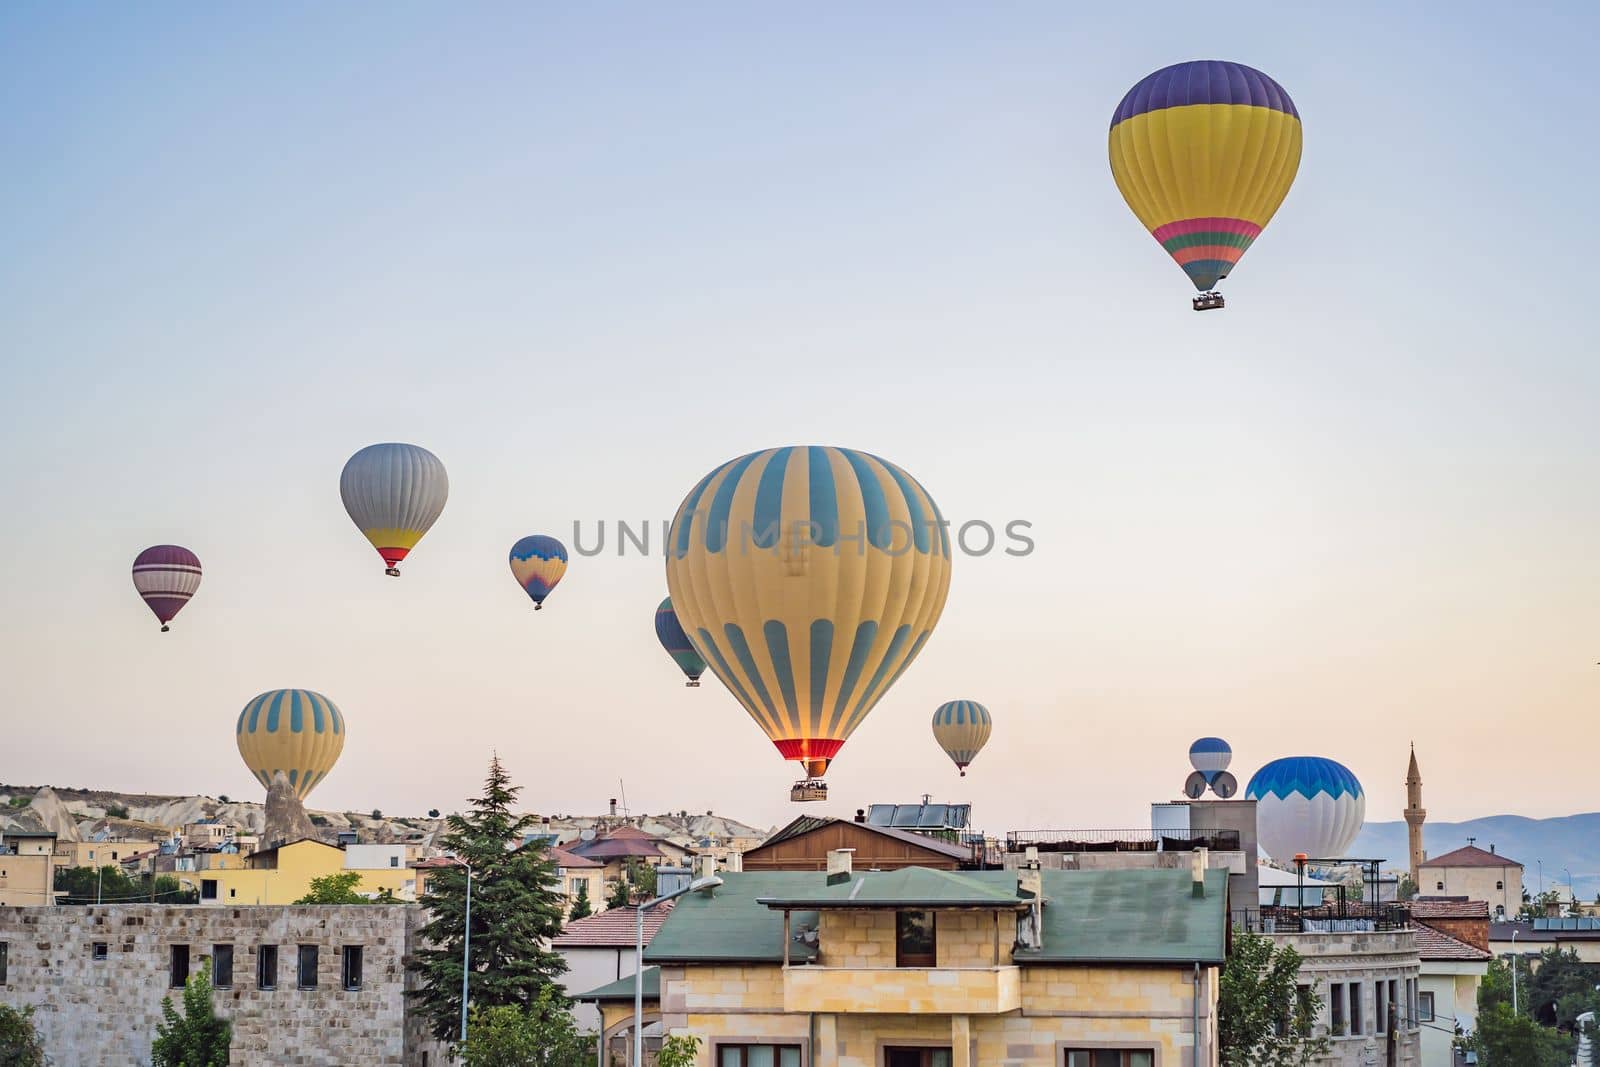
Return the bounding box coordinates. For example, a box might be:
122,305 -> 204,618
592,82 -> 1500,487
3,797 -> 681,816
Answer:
1006,828 -> 1241,853
1233,902 -> 1412,934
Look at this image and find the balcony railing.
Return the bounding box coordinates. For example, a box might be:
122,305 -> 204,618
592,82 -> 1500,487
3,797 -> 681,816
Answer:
1233,903 -> 1412,934
1006,828 -> 1242,854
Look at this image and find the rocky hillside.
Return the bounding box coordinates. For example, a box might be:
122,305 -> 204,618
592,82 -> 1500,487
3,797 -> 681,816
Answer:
0,783 -> 769,853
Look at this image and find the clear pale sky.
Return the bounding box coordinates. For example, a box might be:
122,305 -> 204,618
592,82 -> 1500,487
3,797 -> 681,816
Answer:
3,2 -> 1597,834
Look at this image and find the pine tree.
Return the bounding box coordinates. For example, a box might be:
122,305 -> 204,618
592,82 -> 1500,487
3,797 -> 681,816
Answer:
408,755 -> 571,1041
151,960 -> 232,1066
567,880 -> 593,921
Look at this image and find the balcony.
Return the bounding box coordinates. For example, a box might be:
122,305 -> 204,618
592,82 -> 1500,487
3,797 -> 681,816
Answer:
1006,828 -> 1242,853
782,964 -> 1021,1014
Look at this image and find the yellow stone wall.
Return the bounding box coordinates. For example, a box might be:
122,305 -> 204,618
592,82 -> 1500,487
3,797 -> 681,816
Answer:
815,909 -> 1013,968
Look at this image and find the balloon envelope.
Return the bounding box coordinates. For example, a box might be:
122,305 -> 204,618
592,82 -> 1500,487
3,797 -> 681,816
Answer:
339,443 -> 448,575
932,700 -> 992,776
236,689 -> 346,801
1188,736 -> 1233,784
509,535 -> 568,609
664,446 -> 953,778
132,545 -> 201,630
1246,756 -> 1365,862
655,597 -> 706,685
1109,61 -> 1302,292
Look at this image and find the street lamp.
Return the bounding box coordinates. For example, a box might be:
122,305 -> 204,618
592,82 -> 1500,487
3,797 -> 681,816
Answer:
635,876 -> 722,1066
1511,928 -> 1519,1014
448,857 -> 474,1045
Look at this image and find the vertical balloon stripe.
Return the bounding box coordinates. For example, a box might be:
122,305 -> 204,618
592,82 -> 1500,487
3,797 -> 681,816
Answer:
751,447 -> 793,549
808,447 -> 839,548
694,627 -> 763,731
840,451 -> 891,549
672,469 -> 719,560
874,456 -> 931,554
723,623 -> 780,727
290,691 -> 303,733
311,696 -> 325,733
846,623 -> 912,729
827,620 -> 879,737
808,619 -> 834,739
266,691 -> 283,732
761,620 -> 801,737
705,452 -> 764,554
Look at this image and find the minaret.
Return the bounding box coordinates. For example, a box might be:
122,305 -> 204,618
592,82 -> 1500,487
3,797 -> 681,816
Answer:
1404,743 -> 1426,886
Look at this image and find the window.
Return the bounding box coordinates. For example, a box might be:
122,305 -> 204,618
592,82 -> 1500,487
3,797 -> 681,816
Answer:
717,1045 -> 803,1067
1387,979 -> 1398,1030
1418,991 -> 1435,1022
341,945 -> 363,990
1330,982 -> 1346,1036
257,945 -> 278,989
885,1050 -> 951,1067
1064,1053 -> 1154,1067
201,879 -> 218,901
389,856 -> 399,868
170,945 -> 190,988
92,942 -> 108,960
1435,881 -> 1444,891
1350,981 -> 1364,1035
1,942 -> 8,984
895,911 -> 936,967
1496,880 -> 1503,890
297,944 -> 318,989
213,944 -> 233,989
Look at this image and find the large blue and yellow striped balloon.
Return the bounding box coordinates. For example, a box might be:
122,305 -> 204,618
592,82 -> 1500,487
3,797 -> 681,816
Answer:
665,446 -> 953,779
931,700 -> 992,776
235,689 -> 346,801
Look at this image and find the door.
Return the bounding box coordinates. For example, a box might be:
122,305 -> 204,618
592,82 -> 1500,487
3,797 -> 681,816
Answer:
884,1049 -> 951,1067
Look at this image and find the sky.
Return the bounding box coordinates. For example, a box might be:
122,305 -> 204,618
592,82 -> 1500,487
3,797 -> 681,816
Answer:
2,2 -> 1598,836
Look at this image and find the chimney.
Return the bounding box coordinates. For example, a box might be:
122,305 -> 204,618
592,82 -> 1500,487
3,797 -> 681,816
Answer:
609,798 -> 618,817
694,854 -> 718,881
854,809 -> 866,824
1016,849 -> 1044,951
826,848 -> 854,886
1192,847 -> 1209,898
724,851 -> 743,873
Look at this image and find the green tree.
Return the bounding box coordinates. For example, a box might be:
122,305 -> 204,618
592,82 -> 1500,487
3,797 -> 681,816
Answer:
152,960 -> 232,1066
1463,1003 -> 1572,1066
657,1034 -> 702,1067
625,858 -> 657,899
459,988 -> 591,1067
54,866 -> 196,904
1218,930 -> 1329,1066
294,871 -> 369,904
408,755 -> 571,1042
1523,947 -> 1600,1027
0,1004 -> 47,1067
605,878 -> 631,909
1395,875 -> 1418,901
567,881 -> 593,922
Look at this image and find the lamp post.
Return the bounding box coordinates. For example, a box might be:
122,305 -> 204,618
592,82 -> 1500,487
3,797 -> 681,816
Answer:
1511,928 -> 1519,1015
635,875 -> 722,1066
449,858 -> 474,1045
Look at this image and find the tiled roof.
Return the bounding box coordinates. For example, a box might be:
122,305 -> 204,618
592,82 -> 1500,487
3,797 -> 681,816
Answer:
755,816 -> 974,863
1411,898 -> 1490,920
553,902 -> 674,948
1419,845 -> 1522,869
576,967 -> 658,1001
1414,922 -> 1492,961
550,846 -> 603,869
645,867 -> 1227,966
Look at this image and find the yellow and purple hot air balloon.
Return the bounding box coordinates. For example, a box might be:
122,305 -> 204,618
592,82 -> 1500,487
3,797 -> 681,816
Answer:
339,443 -> 449,577
235,689 -> 346,801
932,700 -> 992,777
131,545 -> 202,632
655,597 -> 706,687
1108,61 -> 1302,309
664,446 -> 953,797
508,535 -> 567,610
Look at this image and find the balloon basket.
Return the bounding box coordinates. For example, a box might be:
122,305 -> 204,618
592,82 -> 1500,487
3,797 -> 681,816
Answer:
790,779 -> 828,803
385,567 -> 401,577
686,680 -> 701,688
1192,291 -> 1225,312
160,625 -> 170,633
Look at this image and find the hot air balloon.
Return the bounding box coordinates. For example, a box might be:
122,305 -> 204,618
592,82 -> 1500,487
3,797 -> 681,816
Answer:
1108,61 -> 1302,310
1186,737 -> 1236,798
655,597 -> 706,687
932,700 -> 992,776
132,545 -> 202,632
508,536 -> 568,610
339,443 -> 448,576
236,689 -> 346,801
1246,756 -> 1365,862
664,446 -> 952,800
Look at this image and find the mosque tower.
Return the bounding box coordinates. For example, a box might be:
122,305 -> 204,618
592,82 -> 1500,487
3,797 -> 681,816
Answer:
1404,744 -> 1426,886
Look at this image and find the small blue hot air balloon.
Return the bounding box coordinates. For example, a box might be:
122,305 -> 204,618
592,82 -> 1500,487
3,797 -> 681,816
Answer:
508,535 -> 568,610
1188,737 -> 1233,784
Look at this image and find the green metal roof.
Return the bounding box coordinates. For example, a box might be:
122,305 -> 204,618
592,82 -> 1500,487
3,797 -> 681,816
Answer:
756,866 -> 1028,909
643,867 -> 1227,966
576,967 -> 659,1002
644,872 -> 819,964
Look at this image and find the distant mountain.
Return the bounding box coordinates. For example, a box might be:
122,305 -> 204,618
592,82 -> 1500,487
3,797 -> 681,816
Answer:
1352,813 -> 1600,901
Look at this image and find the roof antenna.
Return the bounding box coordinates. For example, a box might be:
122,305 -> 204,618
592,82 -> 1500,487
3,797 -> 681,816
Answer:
618,779 -> 630,820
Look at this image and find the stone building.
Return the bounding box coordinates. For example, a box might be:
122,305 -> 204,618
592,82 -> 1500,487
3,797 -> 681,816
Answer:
0,903 -> 451,1066
0,830 -> 58,906
583,850 -> 1230,1066
1418,845 -> 1523,919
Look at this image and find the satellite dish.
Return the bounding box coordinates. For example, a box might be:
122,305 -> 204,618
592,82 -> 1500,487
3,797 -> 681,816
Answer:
579,828 -> 597,841
1211,771 -> 1238,799
1184,771 -> 1208,799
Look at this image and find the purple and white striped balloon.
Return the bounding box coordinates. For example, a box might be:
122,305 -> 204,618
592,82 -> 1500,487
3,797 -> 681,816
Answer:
132,545 -> 201,632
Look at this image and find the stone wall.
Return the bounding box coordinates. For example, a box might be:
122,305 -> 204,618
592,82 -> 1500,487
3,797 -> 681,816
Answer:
815,909 -> 1014,969
0,904 -> 448,1066
1272,929 -> 1422,1066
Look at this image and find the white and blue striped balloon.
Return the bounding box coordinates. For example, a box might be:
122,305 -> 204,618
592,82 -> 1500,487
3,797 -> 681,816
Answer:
1188,737 -> 1232,783
1246,756 -> 1365,862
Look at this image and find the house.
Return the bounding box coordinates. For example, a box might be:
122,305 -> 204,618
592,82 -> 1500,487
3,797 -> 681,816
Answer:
54,839 -> 164,870
0,903 -> 452,1065
553,901 -> 675,1033
0,831 -> 59,906
566,825 -> 695,885
174,838 -> 415,905
551,845 -> 606,916
1410,899 -> 1493,1064
581,850 -> 1229,1066
1488,916 -> 1600,965
741,815 -> 980,872
1418,844 -> 1523,919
